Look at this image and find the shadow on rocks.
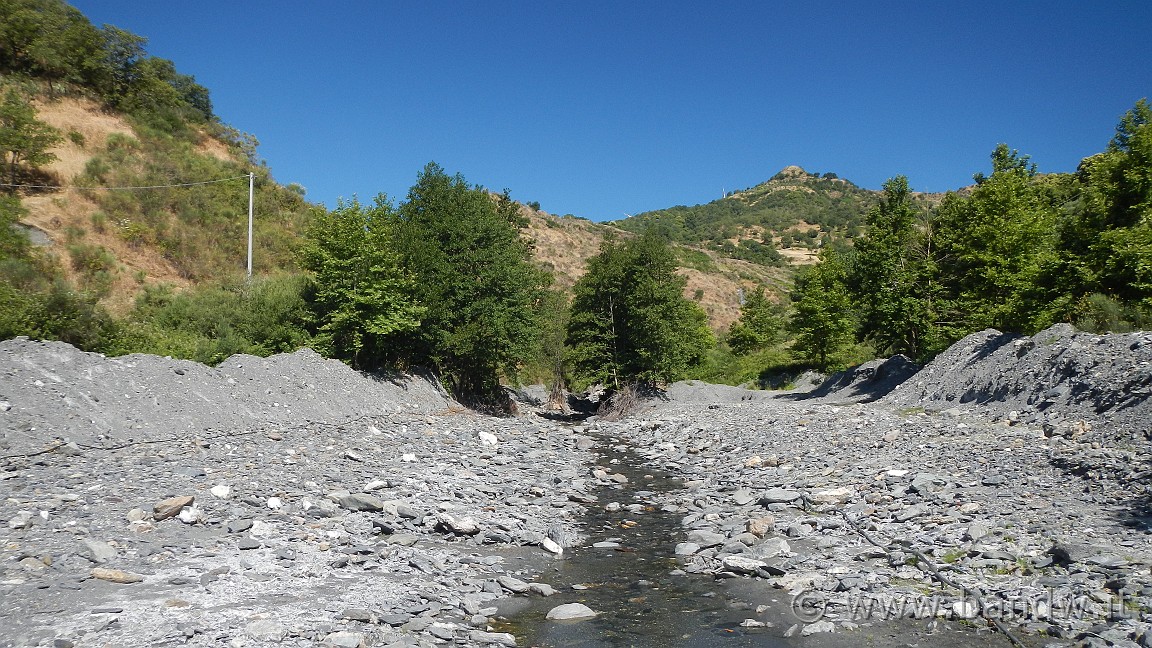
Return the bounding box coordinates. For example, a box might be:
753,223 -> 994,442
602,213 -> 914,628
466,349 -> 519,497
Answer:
777,355 -> 920,404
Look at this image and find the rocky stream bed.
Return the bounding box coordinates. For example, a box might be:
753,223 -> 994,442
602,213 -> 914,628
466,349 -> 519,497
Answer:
2,324 -> 1152,647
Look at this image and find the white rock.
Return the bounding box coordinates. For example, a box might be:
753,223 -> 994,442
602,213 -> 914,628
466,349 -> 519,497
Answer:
363,480 -> 387,491
401,453 -> 417,462
541,537 -> 564,556
545,603 -> 597,620
952,600 -> 979,619
323,631 -> 365,648
177,506 -> 202,524
801,620 -> 836,636
8,511 -> 33,530
267,497 -> 283,510
478,431 -> 498,445
210,484 -> 231,499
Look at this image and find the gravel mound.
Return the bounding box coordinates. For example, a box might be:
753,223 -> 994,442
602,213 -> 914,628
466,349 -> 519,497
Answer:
661,380 -> 774,403
881,324 -> 1152,436
782,355 -> 919,403
0,338 -> 452,455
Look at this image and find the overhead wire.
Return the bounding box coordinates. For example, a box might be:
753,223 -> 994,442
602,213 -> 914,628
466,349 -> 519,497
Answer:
0,173 -> 250,191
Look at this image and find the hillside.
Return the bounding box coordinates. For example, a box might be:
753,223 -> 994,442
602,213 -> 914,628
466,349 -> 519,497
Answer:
610,165 -> 948,266
523,209 -> 788,330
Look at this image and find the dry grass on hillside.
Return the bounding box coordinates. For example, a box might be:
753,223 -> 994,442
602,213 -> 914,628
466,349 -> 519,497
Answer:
21,97 -> 192,313
523,209 -> 792,332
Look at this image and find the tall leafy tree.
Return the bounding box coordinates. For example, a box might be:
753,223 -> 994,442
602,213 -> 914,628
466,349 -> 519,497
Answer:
789,250 -> 855,370
933,144 -> 1060,334
1056,99 -> 1152,311
845,176 -> 938,358
299,196 -> 423,368
566,231 -> 713,390
726,283 -> 782,355
0,89 -> 61,190
394,163 -> 550,399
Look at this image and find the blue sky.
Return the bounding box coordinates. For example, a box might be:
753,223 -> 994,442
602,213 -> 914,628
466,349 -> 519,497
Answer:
69,1 -> 1151,221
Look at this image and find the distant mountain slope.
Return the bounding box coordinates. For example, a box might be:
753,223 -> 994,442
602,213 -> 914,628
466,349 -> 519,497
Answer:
523,209 -> 787,331
610,165 -> 880,265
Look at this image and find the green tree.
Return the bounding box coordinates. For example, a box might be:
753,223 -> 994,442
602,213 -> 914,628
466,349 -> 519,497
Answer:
789,251 -> 855,370
846,176 -> 939,359
299,197 -> 423,368
933,144 -> 1060,334
394,163 -> 550,399
0,89 -> 61,190
726,284 -> 782,355
566,230 -> 714,390
1056,99 -> 1152,312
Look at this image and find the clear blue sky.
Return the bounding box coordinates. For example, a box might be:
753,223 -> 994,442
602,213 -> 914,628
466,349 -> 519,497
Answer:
69,1 -> 1152,221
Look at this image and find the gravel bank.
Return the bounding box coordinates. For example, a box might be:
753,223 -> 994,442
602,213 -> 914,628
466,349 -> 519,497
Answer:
0,341 -> 596,648
609,326 -> 1152,647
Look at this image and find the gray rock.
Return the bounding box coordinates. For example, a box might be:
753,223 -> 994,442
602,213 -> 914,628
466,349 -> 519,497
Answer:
759,488 -> 802,505
674,542 -> 701,556
82,539 -> 117,564
322,631 -> 365,648
497,575 -> 530,593
338,493 -> 385,512
686,530 -> 725,547
801,620 -> 836,636
246,619 -> 287,642
469,630 -> 517,646
545,603 -> 597,620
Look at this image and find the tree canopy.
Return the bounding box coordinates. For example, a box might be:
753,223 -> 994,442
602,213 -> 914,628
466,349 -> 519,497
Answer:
566,231 -> 713,390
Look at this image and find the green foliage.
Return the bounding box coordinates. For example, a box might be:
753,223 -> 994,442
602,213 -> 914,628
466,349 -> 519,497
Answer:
0,88 -> 62,188
611,168 -> 875,267
0,1 -> 213,121
845,176 -> 940,359
566,230 -> 714,390
125,276 -> 311,364
67,240 -> 116,298
298,197 -> 423,368
933,145 -> 1061,336
1056,99 -> 1152,310
789,250 -> 855,370
393,163 -> 551,398
727,284 -> 783,355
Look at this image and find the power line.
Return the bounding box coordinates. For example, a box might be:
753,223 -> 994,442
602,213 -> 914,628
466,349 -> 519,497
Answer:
0,174 -> 250,191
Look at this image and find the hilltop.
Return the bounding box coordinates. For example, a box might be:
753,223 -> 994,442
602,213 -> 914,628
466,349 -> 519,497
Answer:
611,165 -> 948,266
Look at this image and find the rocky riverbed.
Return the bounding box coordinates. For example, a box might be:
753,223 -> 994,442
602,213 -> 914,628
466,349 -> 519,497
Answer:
2,323 -> 1152,647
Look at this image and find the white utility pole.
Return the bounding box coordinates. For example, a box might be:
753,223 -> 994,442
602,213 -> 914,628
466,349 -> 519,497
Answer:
246,172 -> 254,281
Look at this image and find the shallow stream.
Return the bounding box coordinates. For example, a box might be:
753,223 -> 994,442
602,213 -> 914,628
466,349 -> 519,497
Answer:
500,428 -> 1031,648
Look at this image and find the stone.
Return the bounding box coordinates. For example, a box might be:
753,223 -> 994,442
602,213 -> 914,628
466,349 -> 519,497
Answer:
721,555 -> 767,575
126,508 -> 147,523
227,518 -> 254,534
686,530 -> 726,548
8,510 -> 34,530
674,542 -> 701,556
497,575 -> 531,593
246,619 -> 287,642
545,603 -> 597,620
83,539 -> 117,564
964,521 -> 992,541
809,487 -> 853,506
469,630 -> 517,646
800,620 -> 836,636
909,472 -> 947,494
323,631 -> 365,648
894,503 -> 930,522
90,568 -> 143,584
746,516 -> 775,538
529,582 -> 558,596
435,512 -> 481,536
479,431 -> 498,445
748,537 -> 790,560
210,484 -> 231,499
759,488 -> 801,505
338,493 -> 385,512
153,495 -> 194,521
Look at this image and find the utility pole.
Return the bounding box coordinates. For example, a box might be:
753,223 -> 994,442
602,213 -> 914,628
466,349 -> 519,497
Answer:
246,172 -> 254,281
